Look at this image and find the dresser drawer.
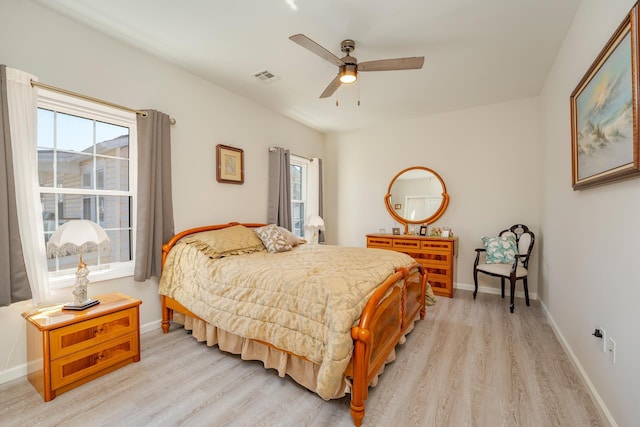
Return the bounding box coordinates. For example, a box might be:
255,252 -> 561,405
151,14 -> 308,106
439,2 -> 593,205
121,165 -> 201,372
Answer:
50,307 -> 138,359
421,240 -> 453,251
417,251 -> 453,267
51,332 -> 139,390
392,239 -> 421,250
367,236 -> 393,248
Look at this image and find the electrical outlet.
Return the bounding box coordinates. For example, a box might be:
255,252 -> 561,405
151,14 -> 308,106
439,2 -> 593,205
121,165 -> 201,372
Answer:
608,338 -> 616,364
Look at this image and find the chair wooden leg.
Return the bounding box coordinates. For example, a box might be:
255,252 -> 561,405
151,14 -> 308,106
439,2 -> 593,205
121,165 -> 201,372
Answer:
510,279 -> 515,313
523,278 -> 530,306
473,269 -> 479,299
501,278 -> 505,298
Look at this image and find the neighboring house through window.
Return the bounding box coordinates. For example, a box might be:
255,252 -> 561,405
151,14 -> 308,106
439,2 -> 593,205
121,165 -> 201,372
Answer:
37,89 -> 137,288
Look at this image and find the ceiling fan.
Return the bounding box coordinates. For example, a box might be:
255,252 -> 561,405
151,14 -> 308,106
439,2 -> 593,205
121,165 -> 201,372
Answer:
289,34 -> 425,99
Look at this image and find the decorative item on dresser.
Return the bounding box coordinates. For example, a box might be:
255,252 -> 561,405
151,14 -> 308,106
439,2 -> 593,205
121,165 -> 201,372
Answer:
22,292 -> 142,402
367,233 -> 457,298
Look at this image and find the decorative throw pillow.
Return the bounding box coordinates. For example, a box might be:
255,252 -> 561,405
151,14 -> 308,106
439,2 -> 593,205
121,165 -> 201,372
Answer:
255,224 -> 293,253
181,225 -> 266,259
277,226 -> 305,247
482,235 -> 517,264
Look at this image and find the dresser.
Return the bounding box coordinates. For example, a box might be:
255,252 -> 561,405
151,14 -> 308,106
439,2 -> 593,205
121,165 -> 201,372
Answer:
367,233 -> 457,298
22,292 -> 142,401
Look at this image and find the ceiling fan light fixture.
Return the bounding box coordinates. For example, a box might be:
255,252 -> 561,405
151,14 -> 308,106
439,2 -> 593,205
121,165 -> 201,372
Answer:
340,64 -> 357,84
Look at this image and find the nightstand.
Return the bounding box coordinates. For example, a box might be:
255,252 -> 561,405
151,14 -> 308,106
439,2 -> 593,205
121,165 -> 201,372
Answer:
22,292 -> 142,401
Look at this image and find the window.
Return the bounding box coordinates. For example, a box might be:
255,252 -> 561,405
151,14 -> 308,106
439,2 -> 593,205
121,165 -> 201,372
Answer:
37,90 -> 137,287
290,155 -> 321,239
290,157 -> 307,238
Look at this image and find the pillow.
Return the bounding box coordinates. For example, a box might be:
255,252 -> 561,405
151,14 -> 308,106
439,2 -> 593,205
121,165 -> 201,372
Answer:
181,225 -> 266,259
277,226 -> 305,247
254,224 -> 293,253
482,235 -> 517,264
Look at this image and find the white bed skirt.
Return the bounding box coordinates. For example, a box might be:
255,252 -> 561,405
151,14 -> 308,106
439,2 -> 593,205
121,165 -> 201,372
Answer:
173,312 -> 416,399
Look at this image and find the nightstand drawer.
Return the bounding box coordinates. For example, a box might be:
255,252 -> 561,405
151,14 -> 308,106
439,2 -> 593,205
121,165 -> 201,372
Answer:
51,332 -> 139,390
50,308 -> 138,359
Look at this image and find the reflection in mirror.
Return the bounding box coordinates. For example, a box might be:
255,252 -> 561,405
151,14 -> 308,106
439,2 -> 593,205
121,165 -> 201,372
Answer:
385,166 -> 449,234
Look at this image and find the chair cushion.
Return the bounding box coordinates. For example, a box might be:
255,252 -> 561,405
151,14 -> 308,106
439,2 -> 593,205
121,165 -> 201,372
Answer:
482,235 -> 517,264
476,263 -> 528,278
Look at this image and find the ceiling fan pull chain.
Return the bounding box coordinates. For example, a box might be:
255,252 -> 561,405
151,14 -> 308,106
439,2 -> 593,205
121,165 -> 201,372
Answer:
358,81 -> 361,106
336,91 -> 339,107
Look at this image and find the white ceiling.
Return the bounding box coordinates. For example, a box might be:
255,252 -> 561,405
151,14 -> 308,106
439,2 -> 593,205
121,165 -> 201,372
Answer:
36,0 -> 581,133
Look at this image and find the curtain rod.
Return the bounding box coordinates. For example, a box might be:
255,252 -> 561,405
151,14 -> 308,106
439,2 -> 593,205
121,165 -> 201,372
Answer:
30,80 -> 176,125
269,146 -> 313,162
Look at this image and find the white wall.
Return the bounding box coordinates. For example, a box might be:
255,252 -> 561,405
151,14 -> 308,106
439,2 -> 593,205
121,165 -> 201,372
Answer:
324,97 -> 543,294
0,0 -> 322,383
540,0 -> 640,425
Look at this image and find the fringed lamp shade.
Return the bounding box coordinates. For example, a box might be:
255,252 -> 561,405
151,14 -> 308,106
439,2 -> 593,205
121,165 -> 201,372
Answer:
47,220 -> 111,259
46,220 -> 110,310
305,215 -> 325,245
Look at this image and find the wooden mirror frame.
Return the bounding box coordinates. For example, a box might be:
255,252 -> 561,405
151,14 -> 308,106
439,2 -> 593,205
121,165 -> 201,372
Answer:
384,166 -> 450,234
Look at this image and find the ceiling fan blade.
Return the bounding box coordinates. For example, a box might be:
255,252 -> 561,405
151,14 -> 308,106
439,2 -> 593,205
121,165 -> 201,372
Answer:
289,34 -> 345,67
320,75 -> 342,98
358,57 -> 425,71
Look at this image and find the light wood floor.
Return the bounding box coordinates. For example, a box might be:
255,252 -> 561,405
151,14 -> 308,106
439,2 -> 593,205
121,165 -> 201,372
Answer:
0,290 -> 607,427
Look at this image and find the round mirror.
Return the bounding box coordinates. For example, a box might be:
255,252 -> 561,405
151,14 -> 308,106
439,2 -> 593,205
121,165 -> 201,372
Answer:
384,166 -> 449,234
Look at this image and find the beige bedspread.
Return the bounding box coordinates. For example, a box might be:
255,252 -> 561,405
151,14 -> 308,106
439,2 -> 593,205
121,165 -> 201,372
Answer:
159,241 -> 419,399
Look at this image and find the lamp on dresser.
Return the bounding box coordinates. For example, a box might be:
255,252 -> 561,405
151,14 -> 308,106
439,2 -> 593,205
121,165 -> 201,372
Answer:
46,219 -> 110,310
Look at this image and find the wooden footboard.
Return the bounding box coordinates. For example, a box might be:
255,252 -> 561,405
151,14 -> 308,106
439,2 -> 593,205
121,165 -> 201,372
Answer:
348,263 -> 426,426
160,222 -> 428,426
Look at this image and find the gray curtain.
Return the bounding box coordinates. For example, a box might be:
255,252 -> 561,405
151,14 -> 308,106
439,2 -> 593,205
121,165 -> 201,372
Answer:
134,110 -> 174,281
0,65 -> 31,306
267,147 -> 291,229
318,158 -> 325,243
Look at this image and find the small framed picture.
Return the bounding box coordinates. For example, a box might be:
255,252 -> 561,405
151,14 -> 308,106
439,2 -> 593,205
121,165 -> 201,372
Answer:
392,227 -> 401,235
216,144 -> 244,184
394,203 -> 402,210
419,226 -> 428,236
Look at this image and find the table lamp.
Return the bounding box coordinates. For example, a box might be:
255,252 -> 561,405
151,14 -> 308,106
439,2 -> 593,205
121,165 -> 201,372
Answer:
306,215 -> 325,244
46,220 -> 110,310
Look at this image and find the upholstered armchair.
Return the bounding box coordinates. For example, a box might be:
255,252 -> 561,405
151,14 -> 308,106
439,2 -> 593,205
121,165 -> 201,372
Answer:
473,224 -> 535,313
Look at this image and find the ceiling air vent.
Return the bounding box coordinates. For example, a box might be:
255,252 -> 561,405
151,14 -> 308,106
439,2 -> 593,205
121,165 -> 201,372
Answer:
252,70 -> 280,83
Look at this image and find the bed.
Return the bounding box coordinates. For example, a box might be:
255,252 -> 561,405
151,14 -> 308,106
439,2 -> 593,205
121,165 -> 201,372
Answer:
159,222 -> 434,426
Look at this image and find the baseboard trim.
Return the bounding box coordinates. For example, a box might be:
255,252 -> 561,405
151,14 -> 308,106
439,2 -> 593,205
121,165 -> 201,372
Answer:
539,300 -> 617,427
455,281 -> 538,300
0,318 -> 163,386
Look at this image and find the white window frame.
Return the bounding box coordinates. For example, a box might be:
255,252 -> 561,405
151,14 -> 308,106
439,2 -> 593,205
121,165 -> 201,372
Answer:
290,155 -> 308,238
38,89 -> 137,289
290,155 -> 321,240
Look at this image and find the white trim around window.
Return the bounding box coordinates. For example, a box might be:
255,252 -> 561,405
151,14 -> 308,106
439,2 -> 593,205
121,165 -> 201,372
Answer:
38,89 -> 137,289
